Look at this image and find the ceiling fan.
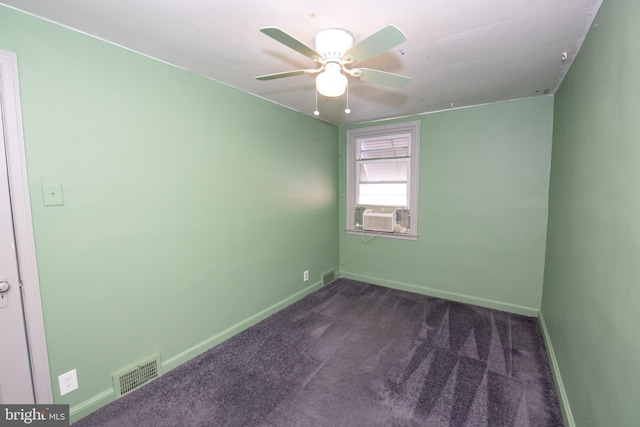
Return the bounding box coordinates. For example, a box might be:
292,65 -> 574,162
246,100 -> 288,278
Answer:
256,25 -> 411,99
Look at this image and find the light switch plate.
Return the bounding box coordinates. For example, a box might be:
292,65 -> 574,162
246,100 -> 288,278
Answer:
42,183 -> 64,206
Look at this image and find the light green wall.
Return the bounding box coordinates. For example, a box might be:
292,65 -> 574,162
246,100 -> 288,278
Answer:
339,97 -> 554,314
541,0 -> 640,425
0,6 -> 338,417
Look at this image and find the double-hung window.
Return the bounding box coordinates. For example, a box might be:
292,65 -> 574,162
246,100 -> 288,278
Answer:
346,120 -> 420,239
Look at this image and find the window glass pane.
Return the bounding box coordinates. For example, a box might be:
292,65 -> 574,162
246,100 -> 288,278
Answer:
359,161 -> 408,183
358,183 -> 407,206
358,136 -> 409,159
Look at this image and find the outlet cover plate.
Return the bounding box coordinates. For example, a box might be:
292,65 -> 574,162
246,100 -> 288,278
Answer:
58,369 -> 78,396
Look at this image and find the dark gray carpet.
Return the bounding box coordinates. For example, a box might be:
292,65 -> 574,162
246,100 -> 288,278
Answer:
74,279 -> 564,426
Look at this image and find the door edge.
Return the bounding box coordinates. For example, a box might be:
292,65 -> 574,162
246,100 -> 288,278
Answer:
0,49 -> 53,403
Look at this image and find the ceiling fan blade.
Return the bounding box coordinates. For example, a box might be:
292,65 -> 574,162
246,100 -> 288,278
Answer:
357,68 -> 411,88
344,25 -> 407,63
256,69 -> 321,81
260,27 -> 323,63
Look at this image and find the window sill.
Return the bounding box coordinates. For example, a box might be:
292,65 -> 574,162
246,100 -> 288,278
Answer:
345,229 -> 418,241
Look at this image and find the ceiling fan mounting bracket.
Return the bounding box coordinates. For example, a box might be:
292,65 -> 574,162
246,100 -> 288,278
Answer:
344,68 -> 363,78
314,28 -> 354,60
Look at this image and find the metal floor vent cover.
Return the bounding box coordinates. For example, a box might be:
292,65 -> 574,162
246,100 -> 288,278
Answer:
322,269 -> 337,286
112,353 -> 162,398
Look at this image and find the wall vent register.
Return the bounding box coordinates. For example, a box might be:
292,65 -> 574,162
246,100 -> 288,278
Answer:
112,354 -> 162,398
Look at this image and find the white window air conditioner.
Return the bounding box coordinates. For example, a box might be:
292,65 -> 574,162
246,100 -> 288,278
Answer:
363,208 -> 397,232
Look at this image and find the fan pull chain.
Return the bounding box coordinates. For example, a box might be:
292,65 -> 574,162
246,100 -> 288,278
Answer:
345,84 -> 351,114
314,89 -> 320,116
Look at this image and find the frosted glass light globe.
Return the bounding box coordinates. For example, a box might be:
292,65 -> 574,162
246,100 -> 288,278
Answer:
316,63 -> 348,97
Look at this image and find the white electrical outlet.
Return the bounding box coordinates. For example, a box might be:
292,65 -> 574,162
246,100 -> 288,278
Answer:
303,270 -> 309,282
58,369 -> 79,396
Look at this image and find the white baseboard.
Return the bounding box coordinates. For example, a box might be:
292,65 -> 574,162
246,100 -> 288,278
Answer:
538,312 -> 575,427
340,271 -> 539,316
69,280 -> 323,424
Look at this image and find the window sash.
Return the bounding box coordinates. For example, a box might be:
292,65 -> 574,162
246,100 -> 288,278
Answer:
358,158 -> 409,184
356,158 -> 410,206
358,135 -> 410,160
358,183 -> 408,206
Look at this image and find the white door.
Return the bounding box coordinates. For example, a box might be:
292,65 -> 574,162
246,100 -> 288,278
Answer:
0,63 -> 36,404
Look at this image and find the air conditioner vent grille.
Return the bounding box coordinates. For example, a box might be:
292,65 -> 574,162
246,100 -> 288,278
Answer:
363,208 -> 397,232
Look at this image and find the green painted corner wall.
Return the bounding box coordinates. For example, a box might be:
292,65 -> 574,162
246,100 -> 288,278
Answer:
0,5 -> 338,413
541,0 -> 640,425
11,1 -> 634,423
339,97 -> 554,314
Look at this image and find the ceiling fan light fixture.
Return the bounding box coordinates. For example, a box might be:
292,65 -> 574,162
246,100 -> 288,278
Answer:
316,62 -> 348,97
257,25 -> 410,112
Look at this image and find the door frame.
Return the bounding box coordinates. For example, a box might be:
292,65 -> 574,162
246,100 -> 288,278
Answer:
1,49 -> 53,403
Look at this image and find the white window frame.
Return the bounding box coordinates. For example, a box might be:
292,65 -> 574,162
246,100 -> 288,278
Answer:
346,120 -> 420,240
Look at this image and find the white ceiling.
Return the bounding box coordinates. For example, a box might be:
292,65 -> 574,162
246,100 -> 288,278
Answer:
1,0 -> 602,125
